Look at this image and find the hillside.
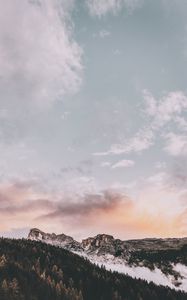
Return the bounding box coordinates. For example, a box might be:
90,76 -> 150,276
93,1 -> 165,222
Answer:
0,238 -> 186,300
28,228 -> 187,291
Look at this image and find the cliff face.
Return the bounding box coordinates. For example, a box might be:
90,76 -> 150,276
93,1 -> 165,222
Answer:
82,234 -> 115,253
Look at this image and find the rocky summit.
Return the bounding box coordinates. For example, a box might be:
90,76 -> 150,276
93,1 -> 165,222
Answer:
28,228 -> 83,251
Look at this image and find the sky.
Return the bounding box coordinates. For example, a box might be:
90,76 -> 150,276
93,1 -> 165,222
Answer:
0,0 -> 187,241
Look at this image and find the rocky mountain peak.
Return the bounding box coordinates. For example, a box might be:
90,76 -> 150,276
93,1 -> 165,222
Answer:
28,228 -> 44,240
28,228 -> 83,251
81,234 -> 118,255
82,234 -> 114,249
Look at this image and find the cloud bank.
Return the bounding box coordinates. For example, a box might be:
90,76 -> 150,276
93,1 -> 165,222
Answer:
0,174 -> 186,240
0,0 -> 83,108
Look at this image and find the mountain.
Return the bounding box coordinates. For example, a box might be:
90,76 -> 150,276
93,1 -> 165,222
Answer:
28,228 -> 187,292
0,237 -> 186,300
28,228 -> 83,251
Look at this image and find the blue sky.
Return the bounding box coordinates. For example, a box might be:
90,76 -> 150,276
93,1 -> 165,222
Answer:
0,0 -> 187,240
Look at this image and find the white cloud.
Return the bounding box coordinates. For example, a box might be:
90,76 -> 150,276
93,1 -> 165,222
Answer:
164,132 -> 187,156
94,127 -> 154,156
110,128 -> 154,154
87,0 -> 122,16
143,90 -> 187,156
143,90 -> 187,129
100,159 -> 135,168
94,90 -> 187,157
99,29 -> 111,38
86,0 -> 142,17
0,0 -> 83,108
92,29 -> 111,39
111,159 -> 135,168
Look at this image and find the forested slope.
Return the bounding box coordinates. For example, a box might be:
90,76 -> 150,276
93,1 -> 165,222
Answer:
0,238 -> 186,300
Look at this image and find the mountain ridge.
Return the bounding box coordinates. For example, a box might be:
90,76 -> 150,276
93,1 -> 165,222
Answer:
28,227 -> 187,292
28,227 -> 187,252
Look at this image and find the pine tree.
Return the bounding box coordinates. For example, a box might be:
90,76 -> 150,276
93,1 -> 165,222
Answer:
1,279 -> 8,298
10,278 -> 23,300
0,255 -> 7,267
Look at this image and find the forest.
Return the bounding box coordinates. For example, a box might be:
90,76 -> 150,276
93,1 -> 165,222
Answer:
0,238 -> 186,299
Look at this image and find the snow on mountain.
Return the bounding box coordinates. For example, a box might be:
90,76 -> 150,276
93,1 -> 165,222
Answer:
28,228 -> 187,292
28,228 -> 83,251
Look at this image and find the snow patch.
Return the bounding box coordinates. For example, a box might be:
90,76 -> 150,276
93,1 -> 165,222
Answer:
75,252 -> 187,293
173,264 -> 187,292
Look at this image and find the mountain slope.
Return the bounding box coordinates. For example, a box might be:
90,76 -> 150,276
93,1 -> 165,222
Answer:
0,238 -> 186,300
28,228 -> 187,292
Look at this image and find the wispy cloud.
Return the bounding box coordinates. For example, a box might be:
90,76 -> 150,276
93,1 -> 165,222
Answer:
111,159 -> 135,168
94,90 -> 187,157
94,127 -> 154,156
0,0 -> 83,108
87,0 -> 122,17
109,128 -> 154,155
99,29 -> 111,38
163,132 -> 187,156
86,0 -> 142,17
101,159 -> 135,169
143,90 -> 187,130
